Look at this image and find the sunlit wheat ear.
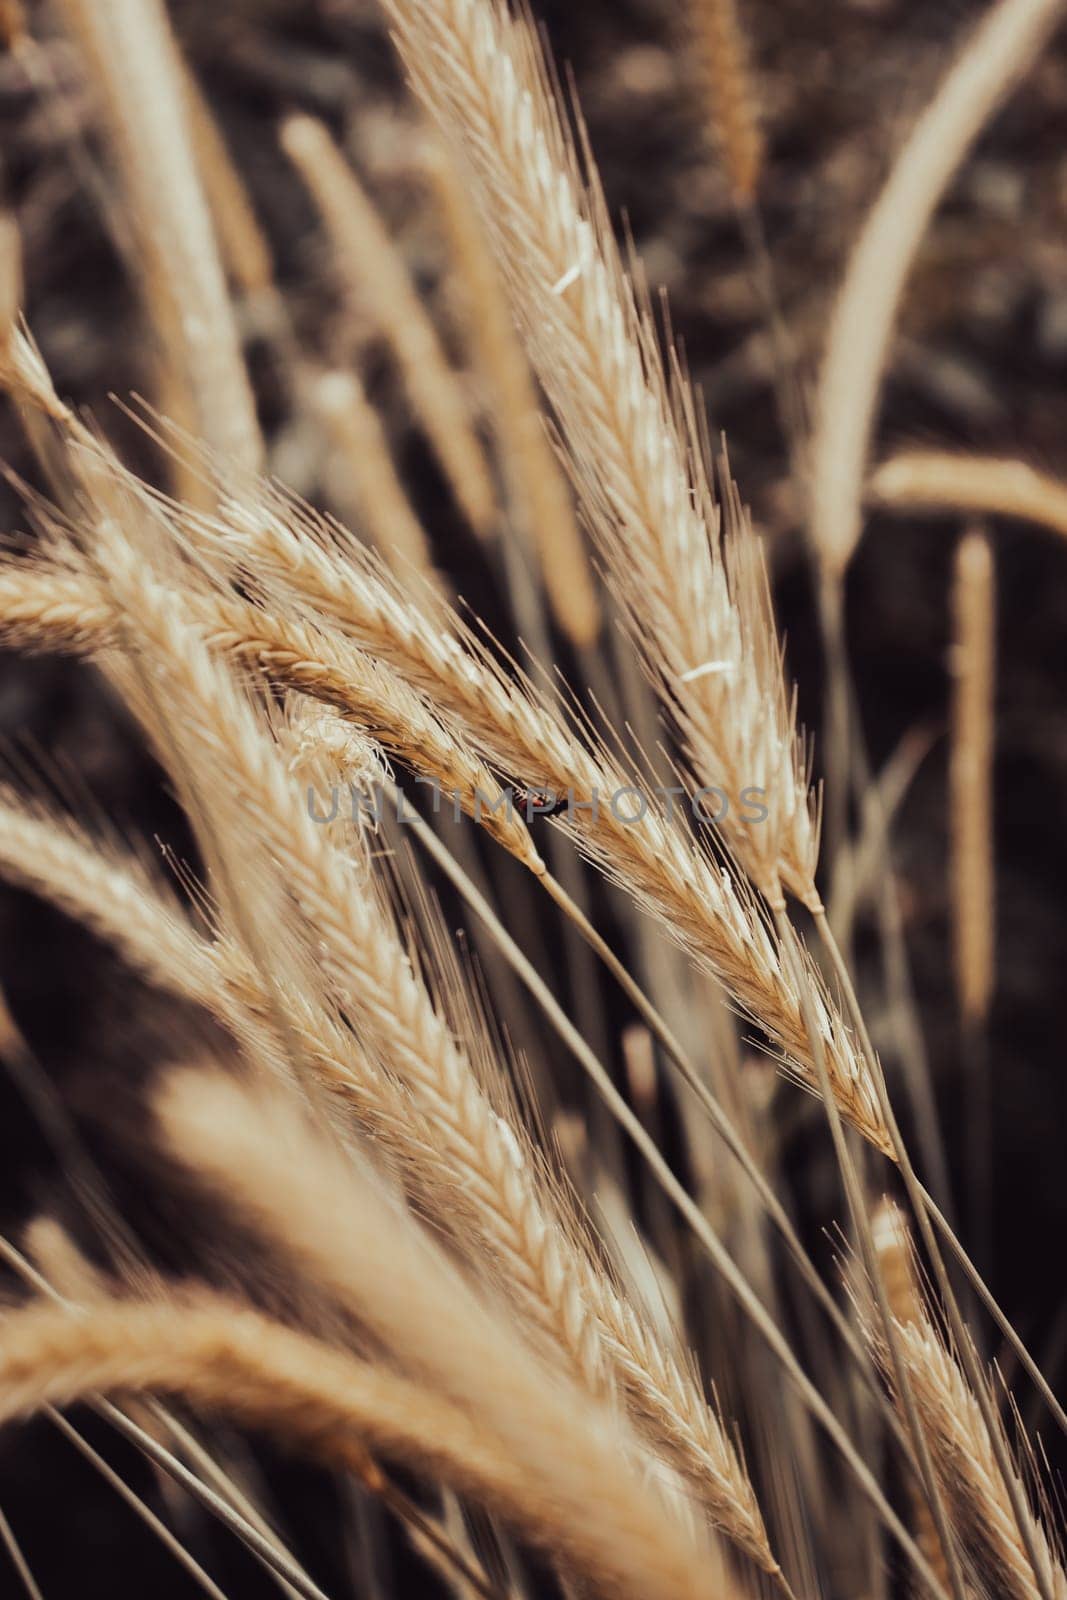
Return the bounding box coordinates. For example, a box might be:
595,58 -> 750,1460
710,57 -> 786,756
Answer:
877,1318 -> 1067,1600
871,1199 -> 953,1593
810,0 -> 1063,579
866,1200 -> 1066,1600
426,141 -> 601,651
280,113 -> 496,540
0,552 -> 542,875
377,0 -> 818,908
54,0 -> 261,473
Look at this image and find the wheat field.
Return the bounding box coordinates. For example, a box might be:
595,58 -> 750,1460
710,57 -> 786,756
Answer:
0,0 -> 1066,1596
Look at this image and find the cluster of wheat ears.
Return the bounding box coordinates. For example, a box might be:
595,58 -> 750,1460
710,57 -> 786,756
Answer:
0,0 -> 1065,1596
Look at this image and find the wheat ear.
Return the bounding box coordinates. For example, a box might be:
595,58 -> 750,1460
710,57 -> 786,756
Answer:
280,113 -> 495,539
869,451 -> 1067,544
864,1236 -> 1067,1600
0,558 -> 540,872
162,1069 -> 748,1592
427,142 -> 601,650
872,1199 -> 954,1594
182,478 -> 887,1150
53,0 -> 261,472
810,0 -> 1064,578
686,0 -> 764,202
376,0 -> 817,906
0,1293 -> 728,1600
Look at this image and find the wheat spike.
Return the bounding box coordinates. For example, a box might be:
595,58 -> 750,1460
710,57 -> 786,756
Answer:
0,1290 -> 728,1600
950,530 -> 996,1029
687,0 -> 764,202
54,0 -> 261,473
176,477 -> 887,1151
376,0 -> 817,907
280,113 -> 496,538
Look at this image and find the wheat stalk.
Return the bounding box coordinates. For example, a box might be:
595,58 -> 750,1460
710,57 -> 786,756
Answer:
869,451 -> 1067,544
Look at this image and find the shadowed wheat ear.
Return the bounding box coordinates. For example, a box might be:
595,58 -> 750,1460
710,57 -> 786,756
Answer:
686,0 -> 764,203
867,1207 -> 1067,1600
280,112 -> 496,540
950,531 -> 996,1025
377,0 -> 818,909
810,0 -> 1064,579
54,0 -> 261,473
950,529 -> 996,1265
0,1289 -> 730,1600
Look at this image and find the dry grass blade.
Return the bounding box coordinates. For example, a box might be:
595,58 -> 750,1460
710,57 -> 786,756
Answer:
810,0 -> 1065,577
869,451 -> 1067,544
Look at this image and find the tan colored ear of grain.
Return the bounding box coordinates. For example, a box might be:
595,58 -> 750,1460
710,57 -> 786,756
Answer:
280,113 -> 496,539
54,0 -> 261,473
870,452 -> 1067,544
0,1293 -> 729,1600
428,144 -> 601,649
688,0 -> 764,202
950,530 -> 995,1027
307,366 -> 439,588
377,0 -> 818,907
811,0 -> 1063,578
872,1199 -> 953,1592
